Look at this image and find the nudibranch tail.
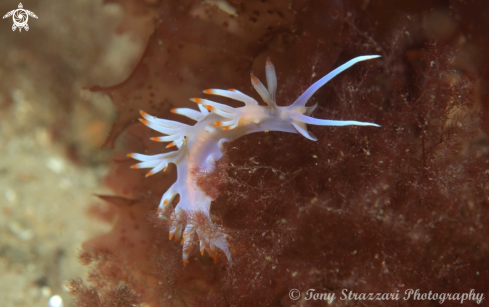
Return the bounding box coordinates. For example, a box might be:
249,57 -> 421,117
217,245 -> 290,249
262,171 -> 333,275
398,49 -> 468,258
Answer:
128,55 -> 381,266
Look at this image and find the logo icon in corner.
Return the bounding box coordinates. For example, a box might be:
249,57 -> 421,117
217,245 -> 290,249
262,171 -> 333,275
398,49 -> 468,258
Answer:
3,3 -> 38,32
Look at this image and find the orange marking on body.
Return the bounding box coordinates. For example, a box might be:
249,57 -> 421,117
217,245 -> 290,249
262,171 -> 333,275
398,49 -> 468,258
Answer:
183,259 -> 188,266
131,165 -> 138,169
141,119 -> 149,125
228,88 -> 235,92
171,109 -> 176,113
163,200 -> 168,205
151,137 -> 159,141
251,75 -> 259,84
127,153 -> 133,158
224,126 -> 230,131
206,105 -> 213,111
146,171 -> 153,177
214,121 -> 221,126
169,234 -> 174,240
167,142 -> 175,148
200,250 -> 204,256
140,110 -> 147,117
204,89 -> 211,94
164,167 -> 168,172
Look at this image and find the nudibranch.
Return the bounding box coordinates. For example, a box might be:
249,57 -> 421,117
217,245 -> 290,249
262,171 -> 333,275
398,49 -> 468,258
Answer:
128,55 -> 381,265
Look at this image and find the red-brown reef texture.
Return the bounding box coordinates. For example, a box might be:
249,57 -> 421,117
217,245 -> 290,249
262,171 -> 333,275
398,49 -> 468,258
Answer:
69,0 -> 489,306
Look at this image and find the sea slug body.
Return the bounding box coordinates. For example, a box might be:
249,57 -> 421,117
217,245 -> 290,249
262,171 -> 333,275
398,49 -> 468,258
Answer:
128,55 -> 381,265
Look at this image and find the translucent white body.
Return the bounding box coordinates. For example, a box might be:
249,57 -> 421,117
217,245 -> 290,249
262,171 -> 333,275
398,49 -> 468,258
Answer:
128,55 -> 381,264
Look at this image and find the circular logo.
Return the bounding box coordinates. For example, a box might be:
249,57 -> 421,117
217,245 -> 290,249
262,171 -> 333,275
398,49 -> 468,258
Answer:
13,10 -> 28,27
289,289 -> 300,300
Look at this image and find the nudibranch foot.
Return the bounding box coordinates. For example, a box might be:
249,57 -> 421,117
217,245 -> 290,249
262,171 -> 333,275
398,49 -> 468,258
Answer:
128,55 -> 381,265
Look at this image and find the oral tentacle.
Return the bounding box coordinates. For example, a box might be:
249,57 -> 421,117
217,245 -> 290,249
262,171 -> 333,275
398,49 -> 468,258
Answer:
291,55 -> 381,108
